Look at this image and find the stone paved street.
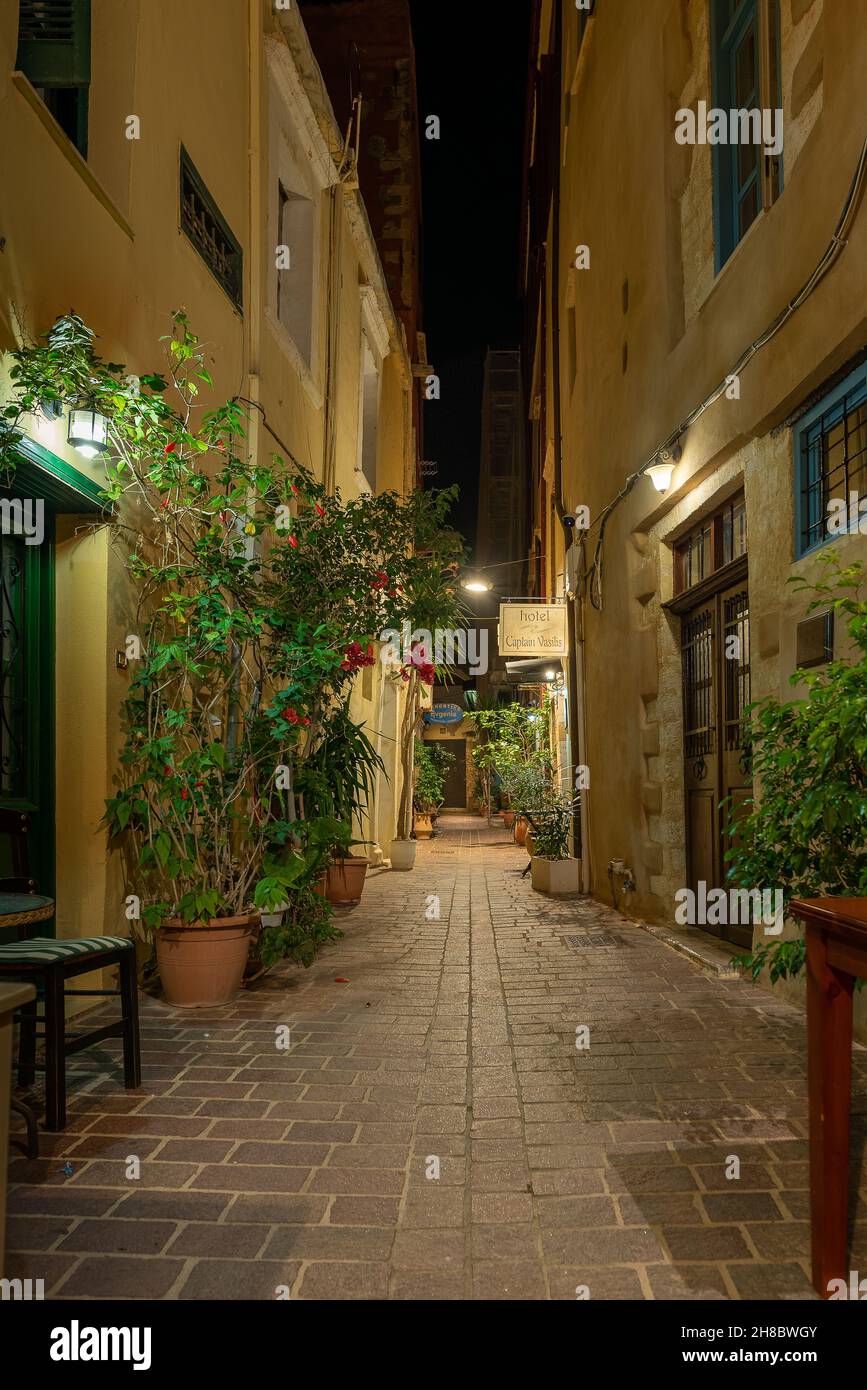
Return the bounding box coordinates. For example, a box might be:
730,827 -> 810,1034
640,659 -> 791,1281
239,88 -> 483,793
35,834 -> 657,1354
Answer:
7,814 -> 867,1300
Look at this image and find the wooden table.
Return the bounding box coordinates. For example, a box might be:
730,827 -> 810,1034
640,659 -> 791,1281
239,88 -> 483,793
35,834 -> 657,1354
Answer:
791,897 -> 867,1298
0,980 -> 36,1276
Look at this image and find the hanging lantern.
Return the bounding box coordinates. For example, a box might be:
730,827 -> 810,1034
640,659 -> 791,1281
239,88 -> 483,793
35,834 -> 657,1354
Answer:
67,405 -> 109,460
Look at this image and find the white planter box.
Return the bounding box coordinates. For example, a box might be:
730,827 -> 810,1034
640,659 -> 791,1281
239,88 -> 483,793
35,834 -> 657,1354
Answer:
531,856 -> 581,895
389,839 -> 417,871
260,901 -> 289,928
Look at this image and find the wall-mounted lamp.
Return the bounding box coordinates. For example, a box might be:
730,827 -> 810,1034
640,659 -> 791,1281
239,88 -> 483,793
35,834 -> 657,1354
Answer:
460,576 -> 493,593
645,443 -> 682,494
639,442 -> 680,497
645,459 -> 674,492
68,405 -> 109,461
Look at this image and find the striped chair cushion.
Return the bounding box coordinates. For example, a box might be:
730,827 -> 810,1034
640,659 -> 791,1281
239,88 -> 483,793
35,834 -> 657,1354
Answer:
0,936 -> 133,964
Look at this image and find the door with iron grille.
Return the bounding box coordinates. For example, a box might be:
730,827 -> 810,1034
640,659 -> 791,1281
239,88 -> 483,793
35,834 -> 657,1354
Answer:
681,579 -> 751,946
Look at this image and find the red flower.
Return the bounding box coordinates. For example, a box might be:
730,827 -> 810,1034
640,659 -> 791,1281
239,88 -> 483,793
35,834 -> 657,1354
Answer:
315,503 -> 325,517
163,765 -> 173,777
370,570 -> 390,591
181,788 -> 190,801
286,708 -> 299,724
290,483 -> 299,496
301,716 -> 311,726
341,641 -> 376,674
164,442 -> 176,455
288,535 -> 298,549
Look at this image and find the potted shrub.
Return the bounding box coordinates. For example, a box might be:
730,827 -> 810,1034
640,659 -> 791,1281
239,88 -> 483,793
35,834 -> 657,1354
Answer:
413,739 -> 454,837
3,313 -> 345,1004
295,705 -> 382,906
325,827 -> 370,905
529,800 -> 580,895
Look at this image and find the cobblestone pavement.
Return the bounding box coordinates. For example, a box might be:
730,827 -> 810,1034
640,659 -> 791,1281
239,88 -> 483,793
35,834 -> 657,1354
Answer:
7,814 -> 867,1300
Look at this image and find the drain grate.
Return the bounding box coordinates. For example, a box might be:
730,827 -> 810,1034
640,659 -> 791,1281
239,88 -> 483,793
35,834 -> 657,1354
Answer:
561,932 -> 625,949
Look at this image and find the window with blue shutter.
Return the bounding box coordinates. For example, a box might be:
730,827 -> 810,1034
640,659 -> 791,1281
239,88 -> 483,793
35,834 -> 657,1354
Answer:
710,0 -> 782,271
16,0 -> 91,157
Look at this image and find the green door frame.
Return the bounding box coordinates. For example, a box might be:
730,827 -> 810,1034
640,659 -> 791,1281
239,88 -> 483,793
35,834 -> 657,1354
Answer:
0,435 -> 107,936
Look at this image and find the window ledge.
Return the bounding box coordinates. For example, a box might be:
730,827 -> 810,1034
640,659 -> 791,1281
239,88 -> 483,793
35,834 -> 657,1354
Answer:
12,72 -> 133,242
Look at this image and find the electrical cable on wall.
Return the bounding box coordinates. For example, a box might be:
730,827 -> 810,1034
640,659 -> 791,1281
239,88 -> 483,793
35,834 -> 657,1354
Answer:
582,128 -> 867,611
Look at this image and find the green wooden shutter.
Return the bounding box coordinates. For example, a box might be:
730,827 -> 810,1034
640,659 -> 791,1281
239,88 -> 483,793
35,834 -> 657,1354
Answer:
16,0 -> 91,87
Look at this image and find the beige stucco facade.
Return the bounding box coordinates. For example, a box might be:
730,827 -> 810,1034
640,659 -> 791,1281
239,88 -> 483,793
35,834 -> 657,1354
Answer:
0,0 -> 415,989
525,0 -> 867,1022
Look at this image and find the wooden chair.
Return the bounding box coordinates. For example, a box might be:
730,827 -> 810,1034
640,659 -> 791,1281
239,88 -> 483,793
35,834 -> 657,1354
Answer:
0,809 -> 141,1132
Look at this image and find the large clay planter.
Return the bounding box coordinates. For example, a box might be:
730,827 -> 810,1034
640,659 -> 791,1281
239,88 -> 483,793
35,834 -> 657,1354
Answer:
326,856 -> 368,905
389,839 -> 417,870
514,816 -> 528,846
413,813 -> 434,839
156,913 -> 257,1008
502,811 -> 516,829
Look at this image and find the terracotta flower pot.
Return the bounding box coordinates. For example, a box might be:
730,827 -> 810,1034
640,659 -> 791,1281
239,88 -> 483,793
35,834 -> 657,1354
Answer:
326,856 -> 368,905
156,912 -> 257,1009
502,811 -> 516,829
514,816 -> 528,846
413,812 -> 434,839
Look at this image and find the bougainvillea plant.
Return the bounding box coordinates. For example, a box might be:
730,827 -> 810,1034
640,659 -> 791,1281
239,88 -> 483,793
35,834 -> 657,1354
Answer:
0,311 -> 468,961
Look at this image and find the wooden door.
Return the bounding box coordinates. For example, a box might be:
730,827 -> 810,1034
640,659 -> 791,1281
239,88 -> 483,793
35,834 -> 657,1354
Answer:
441,740 -> 466,809
681,579 -> 751,946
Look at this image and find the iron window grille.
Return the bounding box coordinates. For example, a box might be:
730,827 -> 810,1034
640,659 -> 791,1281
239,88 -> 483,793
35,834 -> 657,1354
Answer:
682,608 -> 715,762
180,147 -> 243,310
795,366 -> 867,557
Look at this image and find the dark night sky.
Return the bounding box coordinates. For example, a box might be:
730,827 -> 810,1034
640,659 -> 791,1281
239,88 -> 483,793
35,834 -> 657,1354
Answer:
409,0 -> 531,557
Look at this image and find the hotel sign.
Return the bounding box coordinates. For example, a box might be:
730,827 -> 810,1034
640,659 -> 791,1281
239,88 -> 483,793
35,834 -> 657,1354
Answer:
498,603 -> 567,657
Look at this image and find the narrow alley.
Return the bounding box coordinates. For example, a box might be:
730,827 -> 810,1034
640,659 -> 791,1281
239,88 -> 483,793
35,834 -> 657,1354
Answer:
6,815 -> 863,1302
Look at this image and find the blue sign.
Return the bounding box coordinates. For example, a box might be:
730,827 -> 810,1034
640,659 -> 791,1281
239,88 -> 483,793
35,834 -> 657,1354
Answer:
424,703 -> 463,725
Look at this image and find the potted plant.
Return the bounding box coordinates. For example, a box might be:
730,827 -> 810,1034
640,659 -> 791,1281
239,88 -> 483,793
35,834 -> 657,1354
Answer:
413,740 -> 454,837
324,826 -> 371,905
3,313 -> 343,1004
529,798 -> 580,895
295,704 -> 382,905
